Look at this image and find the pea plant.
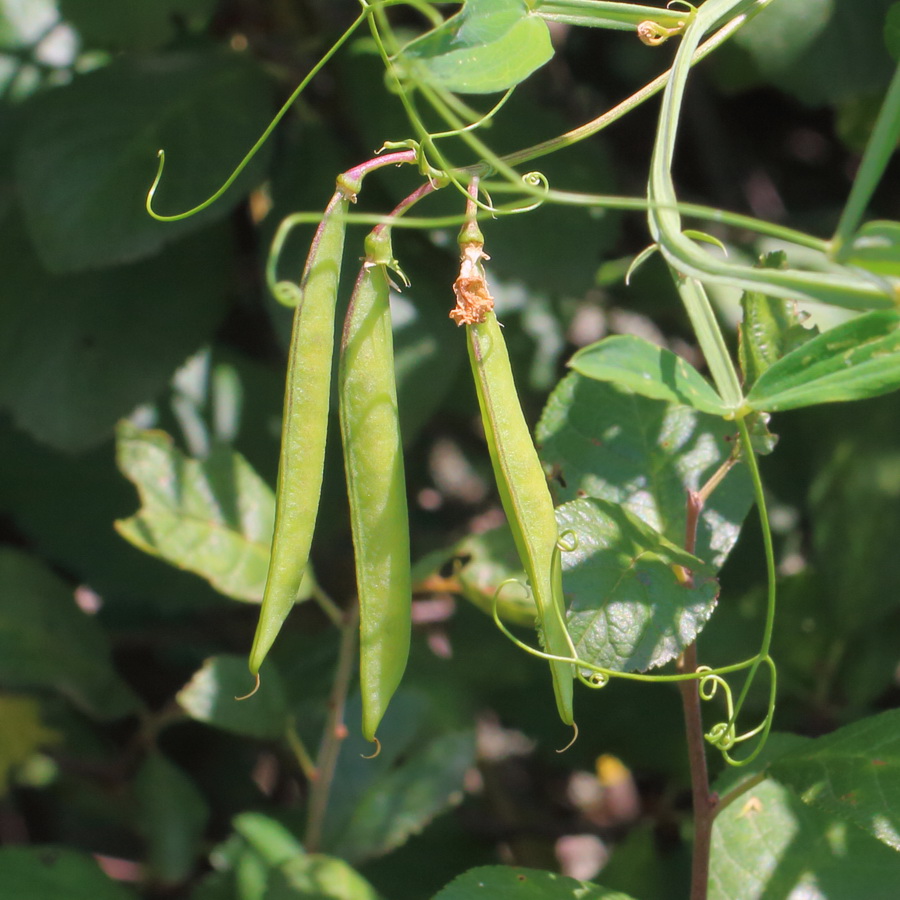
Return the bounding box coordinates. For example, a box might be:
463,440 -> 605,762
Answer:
3,1 -> 900,899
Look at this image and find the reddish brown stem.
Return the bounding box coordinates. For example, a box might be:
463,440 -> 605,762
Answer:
304,603 -> 360,852
677,489 -> 716,900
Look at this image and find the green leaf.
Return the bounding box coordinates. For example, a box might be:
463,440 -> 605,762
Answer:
840,219 -> 900,276
0,695 -> 60,796
729,0 -> 896,107
711,769 -> 900,899
558,498 -> 719,673
322,692 -> 475,864
809,441 -> 900,629
569,334 -> 729,415
0,220 -> 231,452
747,310 -> 900,411
194,813 -> 382,900
398,0 -> 553,94
887,4 -> 900,61
176,655 -> 289,739
116,422 -> 312,605
14,50 -> 273,272
432,866 -> 635,899
0,847 -> 139,900
769,708 -> 900,851
738,269 -> 819,390
0,547 -> 141,719
453,525 -> 538,626
537,372 -> 754,571
134,752 -> 209,885
60,0 -> 217,51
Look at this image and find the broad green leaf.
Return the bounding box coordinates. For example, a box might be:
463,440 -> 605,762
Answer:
432,866 -> 635,899
569,334 -> 728,415
116,421 -> 312,605
769,708 -> 900,851
0,847 -> 139,900
711,769 -> 900,899
134,752 -> 209,885
0,547 -> 141,719
738,270 -> 819,390
840,219 -> 900,276
809,441 -> 900,629
60,0 -> 217,51
0,219 -> 231,452
537,372 -> 754,571
232,812 -> 303,866
322,691 -> 475,863
747,310 -> 900,411
176,655 -> 289,739
14,50 -> 273,272
728,0 -> 896,107
558,498 -> 719,673
274,854 -> 383,900
453,525 -> 538,626
887,4 -> 900,61
0,695 -> 60,796
0,417 -> 224,613
194,813 -> 382,900
398,0 -> 553,94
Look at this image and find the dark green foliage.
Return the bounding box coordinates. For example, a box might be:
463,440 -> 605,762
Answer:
2,2 -> 900,899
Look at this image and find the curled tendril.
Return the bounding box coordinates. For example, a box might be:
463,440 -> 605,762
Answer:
266,211 -> 326,307
578,670 -> 610,690
698,657 -> 778,767
557,529 -> 578,553
636,18 -> 692,46
667,0 -> 698,13
146,8 -> 368,221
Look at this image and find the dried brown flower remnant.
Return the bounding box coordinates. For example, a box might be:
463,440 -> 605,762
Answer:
450,243 -> 494,325
637,19 -> 685,47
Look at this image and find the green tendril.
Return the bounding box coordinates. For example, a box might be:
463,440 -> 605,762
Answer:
146,8 -> 368,221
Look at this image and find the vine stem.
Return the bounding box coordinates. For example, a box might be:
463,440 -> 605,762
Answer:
304,602 -> 360,853
676,490 -> 714,900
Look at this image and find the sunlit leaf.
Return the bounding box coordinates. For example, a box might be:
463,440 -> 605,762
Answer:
747,310 -> 900,411
711,737 -> 900,899
569,334 -> 729,415
398,0 -> 553,94
176,655 -> 288,740
116,421 -> 313,605
537,373 -> 753,571
558,498 -> 718,673
432,866 -> 636,899
769,708 -> 900,851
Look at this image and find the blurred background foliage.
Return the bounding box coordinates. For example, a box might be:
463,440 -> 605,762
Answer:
0,1 -> 899,898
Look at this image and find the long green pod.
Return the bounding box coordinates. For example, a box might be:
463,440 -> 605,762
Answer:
466,310 -> 576,725
339,233 -> 411,742
248,189 -> 350,673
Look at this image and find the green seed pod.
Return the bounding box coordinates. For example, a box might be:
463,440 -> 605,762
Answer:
466,308 -> 576,726
339,230 -> 411,742
248,189 -> 350,674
